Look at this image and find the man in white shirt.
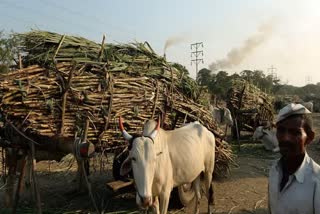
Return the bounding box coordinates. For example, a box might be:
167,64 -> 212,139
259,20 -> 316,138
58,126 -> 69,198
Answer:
268,103 -> 320,214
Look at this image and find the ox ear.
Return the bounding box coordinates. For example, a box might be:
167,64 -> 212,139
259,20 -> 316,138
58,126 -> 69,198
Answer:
120,156 -> 132,176
149,116 -> 161,140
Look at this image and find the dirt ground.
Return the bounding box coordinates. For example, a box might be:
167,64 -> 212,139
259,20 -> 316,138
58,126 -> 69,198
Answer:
1,114 -> 320,214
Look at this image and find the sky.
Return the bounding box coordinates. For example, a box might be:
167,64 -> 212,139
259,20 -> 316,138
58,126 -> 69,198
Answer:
1,0 -> 320,87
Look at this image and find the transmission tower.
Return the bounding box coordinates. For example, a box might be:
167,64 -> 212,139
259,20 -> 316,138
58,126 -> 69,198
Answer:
191,42 -> 204,79
305,76 -> 312,85
268,65 -> 277,81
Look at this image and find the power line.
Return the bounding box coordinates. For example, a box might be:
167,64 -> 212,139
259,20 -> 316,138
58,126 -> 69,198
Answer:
191,42 -> 204,79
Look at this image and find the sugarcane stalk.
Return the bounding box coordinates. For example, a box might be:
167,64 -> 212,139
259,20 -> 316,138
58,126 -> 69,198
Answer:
60,63 -> 75,135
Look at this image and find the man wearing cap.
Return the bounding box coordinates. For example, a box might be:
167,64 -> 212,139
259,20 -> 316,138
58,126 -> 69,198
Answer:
268,103 -> 320,213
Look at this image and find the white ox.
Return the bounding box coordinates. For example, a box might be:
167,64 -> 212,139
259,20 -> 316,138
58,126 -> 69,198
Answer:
253,126 -> 279,152
212,106 -> 233,127
302,101 -> 313,112
119,118 -> 216,214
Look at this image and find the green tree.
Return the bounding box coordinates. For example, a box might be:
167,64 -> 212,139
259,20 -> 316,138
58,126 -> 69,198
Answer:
240,70 -> 254,82
239,69 -> 280,93
0,30 -> 19,73
171,62 -> 189,76
197,68 -> 213,86
211,71 -> 233,100
197,69 -> 240,101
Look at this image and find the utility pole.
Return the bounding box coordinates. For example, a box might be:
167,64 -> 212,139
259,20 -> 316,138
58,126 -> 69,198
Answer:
191,42 -> 204,79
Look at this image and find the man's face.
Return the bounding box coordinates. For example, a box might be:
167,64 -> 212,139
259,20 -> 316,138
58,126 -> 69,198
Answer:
276,116 -> 312,159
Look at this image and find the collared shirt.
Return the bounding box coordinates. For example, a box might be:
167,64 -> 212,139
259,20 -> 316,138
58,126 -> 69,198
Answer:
268,153 -> 320,214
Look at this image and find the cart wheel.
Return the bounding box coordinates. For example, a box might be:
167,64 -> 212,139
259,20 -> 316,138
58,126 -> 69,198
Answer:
112,148 -> 132,180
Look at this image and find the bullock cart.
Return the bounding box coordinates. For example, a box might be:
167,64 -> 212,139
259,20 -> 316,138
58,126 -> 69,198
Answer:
226,79 -> 275,140
0,31 -> 234,211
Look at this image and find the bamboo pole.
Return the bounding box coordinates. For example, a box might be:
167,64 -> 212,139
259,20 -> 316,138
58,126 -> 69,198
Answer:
18,53 -> 23,69
12,154 -> 27,214
98,34 -> 106,62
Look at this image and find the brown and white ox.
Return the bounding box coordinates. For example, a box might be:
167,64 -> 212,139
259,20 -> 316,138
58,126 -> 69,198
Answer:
302,101 -> 313,112
1,126 -> 94,208
119,118 -> 216,214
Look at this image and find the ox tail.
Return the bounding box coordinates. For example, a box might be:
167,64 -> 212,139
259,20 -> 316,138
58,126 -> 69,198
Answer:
177,184 -> 195,206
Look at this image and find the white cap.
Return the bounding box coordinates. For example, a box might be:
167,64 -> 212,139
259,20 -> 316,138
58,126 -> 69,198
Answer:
276,103 -> 311,123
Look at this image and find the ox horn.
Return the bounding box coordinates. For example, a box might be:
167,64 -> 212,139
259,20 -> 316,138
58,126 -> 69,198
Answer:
150,116 -> 161,140
119,117 -> 133,141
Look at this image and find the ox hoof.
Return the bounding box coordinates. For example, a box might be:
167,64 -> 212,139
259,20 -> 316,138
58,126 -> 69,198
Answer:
147,206 -> 158,214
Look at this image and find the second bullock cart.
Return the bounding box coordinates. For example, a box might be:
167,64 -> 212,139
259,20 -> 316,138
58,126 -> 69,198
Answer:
226,79 -> 275,140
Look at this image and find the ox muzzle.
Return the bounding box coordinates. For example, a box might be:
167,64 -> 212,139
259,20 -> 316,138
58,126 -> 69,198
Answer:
136,192 -> 153,208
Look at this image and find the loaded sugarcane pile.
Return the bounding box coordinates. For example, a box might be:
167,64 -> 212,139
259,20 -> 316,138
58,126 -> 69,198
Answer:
0,31 -> 234,176
227,79 -> 274,136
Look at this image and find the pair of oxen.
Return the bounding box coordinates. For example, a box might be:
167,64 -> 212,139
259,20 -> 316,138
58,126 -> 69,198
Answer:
119,117 -> 216,214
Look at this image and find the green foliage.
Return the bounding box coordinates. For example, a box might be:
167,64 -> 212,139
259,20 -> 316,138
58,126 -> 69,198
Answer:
240,69 -> 280,93
0,64 -> 8,73
299,84 -> 320,97
197,69 -> 234,100
197,68 -> 282,102
171,62 -> 189,76
197,68 -> 212,86
0,30 -> 19,72
274,83 -> 320,103
274,84 -> 298,95
197,65 -> 320,112
211,71 -> 233,100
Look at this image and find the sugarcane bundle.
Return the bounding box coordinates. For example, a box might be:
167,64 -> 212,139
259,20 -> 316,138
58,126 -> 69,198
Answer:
0,30 -> 234,177
226,79 -> 274,133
